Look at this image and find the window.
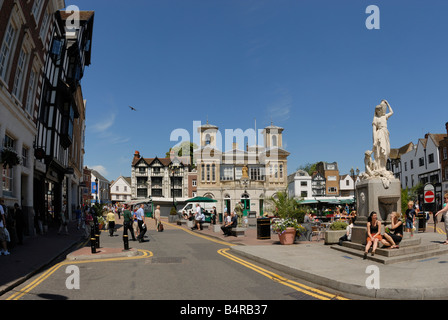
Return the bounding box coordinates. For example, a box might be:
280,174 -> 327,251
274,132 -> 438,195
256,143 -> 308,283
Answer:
443,147 -> 447,160
12,47 -> 28,99
419,157 -> 424,167
220,166 -> 233,181
445,166 -> 448,181
39,10 -> 50,41
201,164 -> 205,181
328,187 -> 337,193
22,147 -> 28,167
212,164 -> 216,181
25,68 -> 38,115
301,181 -> 308,187
116,186 -> 119,191
206,164 -> 210,181
428,153 -> 434,164
124,186 -> 127,192
192,179 -> 197,187
346,180 -> 349,186
0,23 -> 17,80
279,164 -> 283,178
410,160 -> 413,170
250,167 -> 265,181
272,135 -> 277,147
301,191 -> 308,197
32,0 -> 44,20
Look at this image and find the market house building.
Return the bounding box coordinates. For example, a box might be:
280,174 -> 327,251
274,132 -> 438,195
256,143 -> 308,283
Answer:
193,122 -> 290,217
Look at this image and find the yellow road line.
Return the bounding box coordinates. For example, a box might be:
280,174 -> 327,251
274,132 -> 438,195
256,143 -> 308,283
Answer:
166,222 -> 236,246
6,249 -> 153,301
217,248 -> 348,300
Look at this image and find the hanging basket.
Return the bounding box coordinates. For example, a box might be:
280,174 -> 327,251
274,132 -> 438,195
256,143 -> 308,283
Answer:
0,147 -> 21,169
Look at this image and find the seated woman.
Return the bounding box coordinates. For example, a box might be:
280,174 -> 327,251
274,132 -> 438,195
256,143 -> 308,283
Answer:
364,211 -> 382,259
381,212 -> 403,249
338,218 -> 354,246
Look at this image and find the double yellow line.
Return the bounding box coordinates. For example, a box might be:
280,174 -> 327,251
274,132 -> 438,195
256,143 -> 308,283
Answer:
6,249 -> 153,300
218,248 -> 348,300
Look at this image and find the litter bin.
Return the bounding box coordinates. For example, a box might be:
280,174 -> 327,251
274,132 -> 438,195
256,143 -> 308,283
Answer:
417,212 -> 426,232
257,218 -> 271,240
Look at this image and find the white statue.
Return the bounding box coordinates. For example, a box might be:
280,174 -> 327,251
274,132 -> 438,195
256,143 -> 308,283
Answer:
361,100 -> 395,188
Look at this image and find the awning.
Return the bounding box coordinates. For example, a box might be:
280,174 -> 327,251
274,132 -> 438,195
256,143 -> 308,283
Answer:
297,199 -> 319,204
185,196 -> 217,203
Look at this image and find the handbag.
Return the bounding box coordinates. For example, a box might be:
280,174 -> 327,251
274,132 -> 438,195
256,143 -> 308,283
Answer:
158,222 -> 164,232
4,228 -> 10,242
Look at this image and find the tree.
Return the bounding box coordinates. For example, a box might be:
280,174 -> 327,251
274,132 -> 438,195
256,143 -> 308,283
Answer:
297,162 -> 318,175
166,141 -> 198,168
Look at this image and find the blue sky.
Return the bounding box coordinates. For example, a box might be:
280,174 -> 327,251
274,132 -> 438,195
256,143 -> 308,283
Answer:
68,0 -> 448,181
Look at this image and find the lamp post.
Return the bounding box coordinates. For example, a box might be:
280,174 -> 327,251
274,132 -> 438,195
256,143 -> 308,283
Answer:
350,167 -> 360,211
95,178 -> 98,204
170,162 -> 180,210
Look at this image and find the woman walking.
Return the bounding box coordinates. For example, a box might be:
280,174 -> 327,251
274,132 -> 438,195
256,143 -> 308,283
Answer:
435,193 -> 448,244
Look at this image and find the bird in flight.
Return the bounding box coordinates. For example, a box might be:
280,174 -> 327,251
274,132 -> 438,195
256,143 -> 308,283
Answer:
129,106 -> 137,111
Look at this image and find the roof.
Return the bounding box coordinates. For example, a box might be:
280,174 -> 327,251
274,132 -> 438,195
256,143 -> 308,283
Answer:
59,10 -> 95,21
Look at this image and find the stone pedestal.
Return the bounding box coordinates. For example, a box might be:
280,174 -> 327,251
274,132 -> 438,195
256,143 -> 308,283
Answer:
351,178 -> 401,245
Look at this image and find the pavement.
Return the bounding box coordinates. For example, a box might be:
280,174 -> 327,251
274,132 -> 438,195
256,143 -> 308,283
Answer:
1,214 -> 448,300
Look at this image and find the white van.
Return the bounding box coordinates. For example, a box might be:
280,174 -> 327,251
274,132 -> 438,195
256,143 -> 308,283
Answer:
178,202 -> 216,217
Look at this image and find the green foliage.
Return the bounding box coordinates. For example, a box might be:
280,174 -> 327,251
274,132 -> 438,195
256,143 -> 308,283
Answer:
170,207 -> 177,215
330,220 -> 348,230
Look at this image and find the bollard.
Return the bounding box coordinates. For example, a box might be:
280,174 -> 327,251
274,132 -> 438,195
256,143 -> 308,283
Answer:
90,237 -> 96,254
95,233 -> 100,248
123,234 -> 129,251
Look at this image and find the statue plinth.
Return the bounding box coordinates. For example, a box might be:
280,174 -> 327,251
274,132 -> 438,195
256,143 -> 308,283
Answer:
351,177 -> 401,245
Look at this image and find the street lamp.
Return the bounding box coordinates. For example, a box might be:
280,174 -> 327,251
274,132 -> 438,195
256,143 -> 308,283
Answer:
95,178 -> 99,203
350,167 -> 359,210
170,162 -> 180,210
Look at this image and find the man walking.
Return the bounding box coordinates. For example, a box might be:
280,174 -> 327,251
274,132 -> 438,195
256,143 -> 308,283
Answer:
0,199 -> 10,255
122,204 -> 136,241
136,204 -> 147,242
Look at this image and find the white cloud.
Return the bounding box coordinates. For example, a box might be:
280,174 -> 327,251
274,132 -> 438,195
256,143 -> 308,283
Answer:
266,87 -> 292,122
92,113 -> 116,133
90,165 -> 109,177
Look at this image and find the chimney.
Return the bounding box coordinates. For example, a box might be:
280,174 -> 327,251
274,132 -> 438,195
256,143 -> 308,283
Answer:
133,151 -> 140,160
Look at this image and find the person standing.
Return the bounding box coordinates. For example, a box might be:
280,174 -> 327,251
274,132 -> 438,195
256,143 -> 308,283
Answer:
84,207 -> 94,240
106,210 -> 116,236
58,201 -> 69,235
122,205 -> 136,241
0,199 -> 10,255
405,201 -> 416,236
136,204 -> 146,242
435,193 -> 448,245
154,205 -> 161,232
13,203 -> 25,245
234,202 -> 243,227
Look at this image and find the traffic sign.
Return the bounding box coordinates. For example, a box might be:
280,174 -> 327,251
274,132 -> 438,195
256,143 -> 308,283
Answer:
423,183 -> 435,204
424,190 -> 435,203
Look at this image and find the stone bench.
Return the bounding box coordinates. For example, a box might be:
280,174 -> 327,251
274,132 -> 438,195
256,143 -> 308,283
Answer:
230,227 -> 246,237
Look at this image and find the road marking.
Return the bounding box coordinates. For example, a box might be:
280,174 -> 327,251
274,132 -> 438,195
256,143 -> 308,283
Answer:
217,248 -> 348,300
5,249 -> 153,301
166,222 -> 237,246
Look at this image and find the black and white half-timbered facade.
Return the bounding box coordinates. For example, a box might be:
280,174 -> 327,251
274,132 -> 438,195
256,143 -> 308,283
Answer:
34,9 -> 94,224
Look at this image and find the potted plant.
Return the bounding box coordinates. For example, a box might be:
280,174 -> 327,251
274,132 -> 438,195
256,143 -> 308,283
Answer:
324,220 -> 348,245
0,147 -> 21,168
268,191 -> 306,245
169,206 -> 177,223
272,218 -> 306,245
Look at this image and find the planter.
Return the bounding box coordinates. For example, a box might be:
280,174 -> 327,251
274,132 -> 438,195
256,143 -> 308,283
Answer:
278,227 -> 297,245
324,230 -> 346,245
169,215 -> 177,223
